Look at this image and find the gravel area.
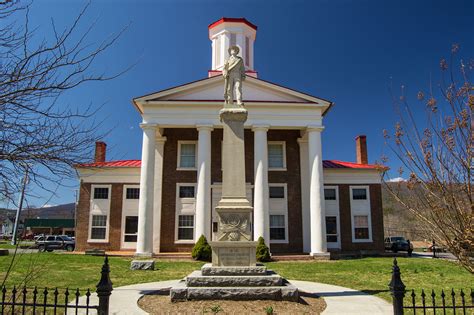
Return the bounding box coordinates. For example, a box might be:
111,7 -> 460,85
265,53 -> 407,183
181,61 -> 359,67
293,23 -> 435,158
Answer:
138,293 -> 326,314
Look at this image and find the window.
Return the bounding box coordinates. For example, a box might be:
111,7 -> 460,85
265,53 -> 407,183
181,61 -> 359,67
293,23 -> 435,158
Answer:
124,216 -> 138,242
354,215 -> 369,239
268,142 -> 286,169
90,215 -> 107,240
93,187 -> 109,199
270,215 -> 285,240
215,36 -> 221,67
179,186 -> 195,198
269,186 -> 285,198
326,216 -> 338,243
245,36 -> 250,66
324,188 -> 337,200
178,142 -> 197,169
126,188 -> 140,199
352,188 -> 367,200
177,215 -> 194,240
230,33 -> 236,47
46,236 -> 55,241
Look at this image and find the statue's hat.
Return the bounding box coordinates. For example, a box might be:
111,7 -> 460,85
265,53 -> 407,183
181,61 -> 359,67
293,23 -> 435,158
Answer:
228,45 -> 240,54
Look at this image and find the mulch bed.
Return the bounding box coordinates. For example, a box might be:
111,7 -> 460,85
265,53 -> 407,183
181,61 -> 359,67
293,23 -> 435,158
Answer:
138,293 -> 326,314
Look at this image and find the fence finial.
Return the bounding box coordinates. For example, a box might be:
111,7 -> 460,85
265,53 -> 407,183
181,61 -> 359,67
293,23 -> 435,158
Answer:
96,255 -> 113,315
389,258 -> 406,315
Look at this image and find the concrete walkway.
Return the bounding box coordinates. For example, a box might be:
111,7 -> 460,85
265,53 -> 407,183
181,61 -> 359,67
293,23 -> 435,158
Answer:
289,280 -> 392,314
80,279 -> 392,314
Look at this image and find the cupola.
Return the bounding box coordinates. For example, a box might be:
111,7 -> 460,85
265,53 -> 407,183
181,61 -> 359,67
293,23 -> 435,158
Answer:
208,17 -> 257,76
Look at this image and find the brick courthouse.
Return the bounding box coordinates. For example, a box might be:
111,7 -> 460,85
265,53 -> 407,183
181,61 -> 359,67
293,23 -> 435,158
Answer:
75,18 -> 384,257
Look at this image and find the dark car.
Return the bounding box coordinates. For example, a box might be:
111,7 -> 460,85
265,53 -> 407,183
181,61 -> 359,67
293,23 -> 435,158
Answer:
35,235 -> 75,252
385,236 -> 413,254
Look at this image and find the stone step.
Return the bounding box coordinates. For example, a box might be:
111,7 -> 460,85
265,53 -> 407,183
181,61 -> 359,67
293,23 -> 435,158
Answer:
186,270 -> 283,287
170,280 -> 299,302
201,263 -> 267,276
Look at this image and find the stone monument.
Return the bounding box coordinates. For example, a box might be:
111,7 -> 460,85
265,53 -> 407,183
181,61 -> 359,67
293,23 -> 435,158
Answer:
169,46 -> 299,301
210,45 -> 257,268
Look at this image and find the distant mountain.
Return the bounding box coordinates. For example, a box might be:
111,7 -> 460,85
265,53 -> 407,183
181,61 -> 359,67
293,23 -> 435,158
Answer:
0,203 -> 75,222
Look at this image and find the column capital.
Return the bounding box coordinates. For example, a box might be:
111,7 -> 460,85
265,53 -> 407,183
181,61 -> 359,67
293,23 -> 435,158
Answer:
155,136 -> 167,144
139,123 -> 157,130
196,124 -> 214,131
306,125 -> 325,132
252,124 -> 270,132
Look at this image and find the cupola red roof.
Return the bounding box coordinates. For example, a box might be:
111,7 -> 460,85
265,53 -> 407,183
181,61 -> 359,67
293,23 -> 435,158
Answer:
208,17 -> 257,31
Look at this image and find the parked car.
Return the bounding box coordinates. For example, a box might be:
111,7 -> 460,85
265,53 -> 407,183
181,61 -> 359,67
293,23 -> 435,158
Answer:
384,236 -> 413,254
35,235 -> 75,252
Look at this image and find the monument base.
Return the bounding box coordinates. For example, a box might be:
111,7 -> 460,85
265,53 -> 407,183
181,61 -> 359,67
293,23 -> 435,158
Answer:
209,241 -> 257,267
169,264 -> 299,302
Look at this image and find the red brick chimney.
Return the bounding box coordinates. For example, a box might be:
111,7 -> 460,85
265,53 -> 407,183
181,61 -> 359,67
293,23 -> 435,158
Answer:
94,141 -> 107,163
355,135 -> 368,164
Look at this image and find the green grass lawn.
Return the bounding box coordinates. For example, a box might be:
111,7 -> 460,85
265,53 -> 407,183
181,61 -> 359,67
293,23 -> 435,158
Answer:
0,253 -> 471,303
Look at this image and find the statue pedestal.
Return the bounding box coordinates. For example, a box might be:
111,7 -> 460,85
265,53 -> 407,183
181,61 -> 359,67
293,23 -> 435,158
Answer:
210,241 -> 257,267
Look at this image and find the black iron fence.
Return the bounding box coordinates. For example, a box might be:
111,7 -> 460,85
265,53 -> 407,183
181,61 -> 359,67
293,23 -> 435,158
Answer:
0,256 -> 112,315
389,258 -> 473,314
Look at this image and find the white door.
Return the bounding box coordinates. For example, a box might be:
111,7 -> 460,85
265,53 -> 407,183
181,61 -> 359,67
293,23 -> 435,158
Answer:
324,186 -> 341,249
211,184 -> 253,241
121,186 -> 140,250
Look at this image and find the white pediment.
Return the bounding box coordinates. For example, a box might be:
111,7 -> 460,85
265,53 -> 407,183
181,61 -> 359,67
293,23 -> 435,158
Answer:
136,76 -> 327,105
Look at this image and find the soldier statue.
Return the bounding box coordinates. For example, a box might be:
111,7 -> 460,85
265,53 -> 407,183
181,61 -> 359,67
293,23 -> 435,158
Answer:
223,45 -> 246,106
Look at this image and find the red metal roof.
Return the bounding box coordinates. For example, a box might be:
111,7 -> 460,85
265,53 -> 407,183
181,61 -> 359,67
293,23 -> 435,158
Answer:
78,159 -> 380,170
322,160 -> 381,169
77,160 -> 141,168
208,17 -> 257,31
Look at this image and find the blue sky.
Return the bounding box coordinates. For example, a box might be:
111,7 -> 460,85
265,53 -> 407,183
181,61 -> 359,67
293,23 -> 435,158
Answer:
14,0 -> 473,207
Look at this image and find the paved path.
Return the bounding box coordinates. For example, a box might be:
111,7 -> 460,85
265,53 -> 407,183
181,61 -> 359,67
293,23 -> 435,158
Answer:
289,280 -> 392,314
80,279 -> 391,314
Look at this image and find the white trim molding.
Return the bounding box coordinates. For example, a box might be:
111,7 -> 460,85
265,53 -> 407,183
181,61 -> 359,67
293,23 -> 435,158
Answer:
88,184 -> 112,243
177,140 -> 198,171
268,141 -> 287,171
349,185 -> 373,243
268,183 -> 289,244
175,183 -> 197,244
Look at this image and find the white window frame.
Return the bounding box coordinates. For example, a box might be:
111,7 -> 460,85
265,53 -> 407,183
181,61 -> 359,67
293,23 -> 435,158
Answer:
175,183 -> 197,244
268,141 -> 287,171
121,184 -> 140,249
324,185 -> 341,249
350,185 -> 373,243
269,183 -> 289,244
177,141 -> 197,171
88,184 -> 111,243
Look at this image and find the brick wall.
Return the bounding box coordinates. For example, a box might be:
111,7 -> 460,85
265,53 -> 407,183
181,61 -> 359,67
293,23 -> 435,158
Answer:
76,183 -> 124,251
160,128 -> 198,252
337,183 -> 384,253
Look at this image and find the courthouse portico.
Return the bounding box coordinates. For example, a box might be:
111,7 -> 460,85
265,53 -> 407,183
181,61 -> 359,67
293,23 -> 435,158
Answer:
75,18 -> 384,257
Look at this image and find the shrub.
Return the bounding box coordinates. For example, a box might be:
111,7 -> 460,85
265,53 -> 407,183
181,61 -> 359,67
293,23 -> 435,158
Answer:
192,235 -> 212,262
256,236 -> 271,262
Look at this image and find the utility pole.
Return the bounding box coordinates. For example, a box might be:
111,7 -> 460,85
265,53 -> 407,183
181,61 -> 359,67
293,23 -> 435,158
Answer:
11,167 -> 29,246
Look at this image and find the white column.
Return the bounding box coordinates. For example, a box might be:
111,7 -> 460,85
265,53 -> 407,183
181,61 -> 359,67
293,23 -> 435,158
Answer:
195,125 -> 213,241
136,123 -> 156,257
152,133 -> 166,253
307,126 -> 327,255
252,125 -> 270,245
297,136 -> 311,253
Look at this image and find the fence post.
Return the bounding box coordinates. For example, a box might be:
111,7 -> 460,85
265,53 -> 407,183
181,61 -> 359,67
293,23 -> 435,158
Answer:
96,255 -> 113,315
389,258 -> 406,315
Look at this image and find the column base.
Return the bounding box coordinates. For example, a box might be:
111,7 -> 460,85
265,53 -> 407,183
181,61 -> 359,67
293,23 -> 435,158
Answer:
134,252 -> 153,258
309,252 -> 331,260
